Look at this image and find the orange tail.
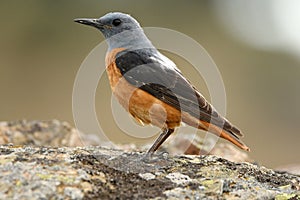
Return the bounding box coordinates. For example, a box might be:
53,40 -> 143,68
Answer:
200,121 -> 250,151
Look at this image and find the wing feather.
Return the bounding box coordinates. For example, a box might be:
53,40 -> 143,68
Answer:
115,49 -> 243,139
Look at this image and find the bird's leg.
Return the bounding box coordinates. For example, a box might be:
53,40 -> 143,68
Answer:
147,128 -> 174,155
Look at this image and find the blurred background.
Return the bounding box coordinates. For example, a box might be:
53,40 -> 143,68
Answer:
0,0 -> 299,168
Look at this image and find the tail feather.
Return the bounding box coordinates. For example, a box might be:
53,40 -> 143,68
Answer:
181,109 -> 250,151
200,120 -> 250,151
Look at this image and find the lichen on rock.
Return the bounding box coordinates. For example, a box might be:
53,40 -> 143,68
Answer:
0,120 -> 299,199
0,145 -> 299,200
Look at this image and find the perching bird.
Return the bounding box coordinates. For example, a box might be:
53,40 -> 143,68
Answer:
74,12 -> 250,154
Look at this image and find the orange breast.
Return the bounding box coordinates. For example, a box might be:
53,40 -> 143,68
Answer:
105,48 -> 181,129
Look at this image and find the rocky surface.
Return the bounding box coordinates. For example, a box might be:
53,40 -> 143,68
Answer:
0,120 -> 98,147
0,145 -> 299,200
0,120 -> 299,199
0,120 -> 252,163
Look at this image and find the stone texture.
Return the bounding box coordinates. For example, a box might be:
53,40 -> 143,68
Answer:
0,120 -> 299,199
0,120 -> 98,147
0,145 -> 299,200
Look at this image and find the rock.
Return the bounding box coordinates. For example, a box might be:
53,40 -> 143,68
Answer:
124,133 -> 253,163
276,164 -> 300,176
0,120 -> 252,163
0,120 -> 98,147
0,120 -> 299,199
0,145 -> 299,200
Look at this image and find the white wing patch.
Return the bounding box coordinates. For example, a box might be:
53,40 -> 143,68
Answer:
150,52 -> 181,72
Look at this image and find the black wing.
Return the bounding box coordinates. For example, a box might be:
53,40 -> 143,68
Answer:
115,49 -> 242,138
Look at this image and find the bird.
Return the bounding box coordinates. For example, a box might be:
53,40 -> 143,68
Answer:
74,12 -> 250,154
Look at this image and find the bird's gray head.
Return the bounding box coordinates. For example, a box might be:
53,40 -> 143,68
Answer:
74,12 -> 153,50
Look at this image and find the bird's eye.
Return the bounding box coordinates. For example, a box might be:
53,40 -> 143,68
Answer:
112,19 -> 122,26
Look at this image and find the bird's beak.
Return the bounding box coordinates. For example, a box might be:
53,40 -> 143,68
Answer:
74,18 -> 103,28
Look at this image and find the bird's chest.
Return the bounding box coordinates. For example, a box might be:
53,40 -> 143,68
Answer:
105,48 -> 181,128
105,60 -> 153,125
105,48 -> 150,124
105,48 -> 134,109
